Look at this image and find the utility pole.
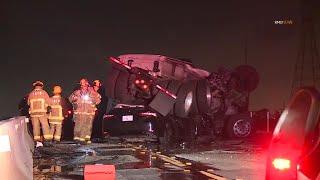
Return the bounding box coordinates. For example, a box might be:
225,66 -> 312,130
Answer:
244,26 -> 248,65
291,0 -> 320,95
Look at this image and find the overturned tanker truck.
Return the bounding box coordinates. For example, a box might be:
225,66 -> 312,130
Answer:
105,54 -> 259,146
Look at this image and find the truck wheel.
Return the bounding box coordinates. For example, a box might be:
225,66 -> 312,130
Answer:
226,113 -> 253,138
174,81 -> 197,118
195,79 -> 211,115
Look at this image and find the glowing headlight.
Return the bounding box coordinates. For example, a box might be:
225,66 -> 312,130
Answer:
184,91 -> 193,113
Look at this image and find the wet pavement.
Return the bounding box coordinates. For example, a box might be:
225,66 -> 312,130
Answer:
33,133 -> 271,180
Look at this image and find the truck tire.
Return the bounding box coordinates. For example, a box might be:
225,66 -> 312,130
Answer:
226,113 -> 253,138
174,81 -> 197,118
193,79 -> 211,115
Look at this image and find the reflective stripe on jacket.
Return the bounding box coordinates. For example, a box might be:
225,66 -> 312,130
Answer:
69,88 -> 101,115
49,95 -> 65,124
28,89 -> 50,117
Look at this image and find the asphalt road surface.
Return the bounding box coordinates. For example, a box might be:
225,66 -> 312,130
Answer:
33,133 -> 271,180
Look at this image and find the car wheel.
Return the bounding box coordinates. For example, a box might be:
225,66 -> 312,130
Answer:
226,113 -> 253,138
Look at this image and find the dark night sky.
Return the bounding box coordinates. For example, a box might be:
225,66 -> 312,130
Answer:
2,1 -> 319,118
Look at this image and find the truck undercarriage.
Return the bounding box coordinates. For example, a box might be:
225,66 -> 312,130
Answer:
105,54 -> 259,146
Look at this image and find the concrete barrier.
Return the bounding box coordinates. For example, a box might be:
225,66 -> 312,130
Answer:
0,116 -> 33,180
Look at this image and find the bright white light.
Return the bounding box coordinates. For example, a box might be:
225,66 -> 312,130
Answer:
184,91 -> 193,113
82,94 -> 90,101
0,135 -> 11,153
148,122 -> 154,132
36,141 -> 43,148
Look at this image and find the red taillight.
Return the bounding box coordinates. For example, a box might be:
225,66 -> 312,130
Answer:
142,84 -> 148,89
140,79 -> 145,84
68,110 -> 72,114
135,80 -> 140,84
272,158 -> 291,170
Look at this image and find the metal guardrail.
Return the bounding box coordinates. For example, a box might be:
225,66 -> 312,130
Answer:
0,116 -> 33,180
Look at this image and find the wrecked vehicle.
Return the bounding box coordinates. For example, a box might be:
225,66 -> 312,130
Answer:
103,103 -> 157,136
104,54 -> 259,145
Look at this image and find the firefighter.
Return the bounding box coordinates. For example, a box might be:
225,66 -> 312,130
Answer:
93,80 -> 101,92
91,80 -> 107,142
69,78 -> 101,144
48,85 -> 68,142
27,81 -> 52,143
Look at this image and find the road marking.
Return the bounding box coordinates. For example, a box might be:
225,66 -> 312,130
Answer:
155,154 -> 187,167
184,169 -> 191,173
199,171 -> 226,180
130,144 -> 228,180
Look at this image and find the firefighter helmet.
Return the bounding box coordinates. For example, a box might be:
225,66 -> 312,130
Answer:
32,81 -> 44,87
53,85 -> 62,94
93,80 -> 101,87
80,78 -> 89,85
